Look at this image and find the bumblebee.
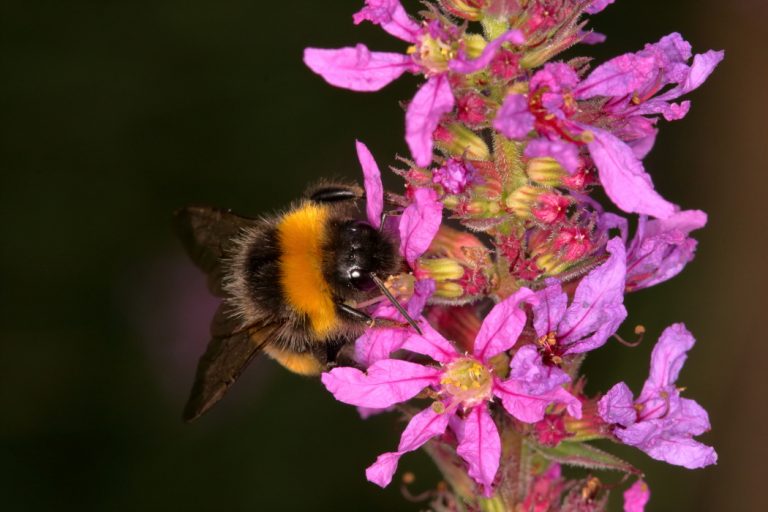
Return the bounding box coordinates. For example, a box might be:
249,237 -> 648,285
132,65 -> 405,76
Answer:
176,183 -> 416,422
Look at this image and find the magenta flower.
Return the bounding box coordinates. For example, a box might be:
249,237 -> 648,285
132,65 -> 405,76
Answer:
623,480 -> 650,512
532,238 -> 627,358
432,157 -> 476,194
322,289 -> 581,495
304,0 -> 524,167
598,323 -> 717,469
493,34 -> 722,219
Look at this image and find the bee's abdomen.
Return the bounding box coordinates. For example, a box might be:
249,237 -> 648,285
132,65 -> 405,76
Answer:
275,203 -> 339,338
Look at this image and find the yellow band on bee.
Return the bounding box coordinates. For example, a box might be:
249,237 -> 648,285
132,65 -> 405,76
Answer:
276,203 -> 338,338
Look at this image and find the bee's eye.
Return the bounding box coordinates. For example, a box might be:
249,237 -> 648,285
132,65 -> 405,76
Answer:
348,268 -> 375,291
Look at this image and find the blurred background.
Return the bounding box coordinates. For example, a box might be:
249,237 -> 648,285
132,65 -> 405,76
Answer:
2,1 -> 766,510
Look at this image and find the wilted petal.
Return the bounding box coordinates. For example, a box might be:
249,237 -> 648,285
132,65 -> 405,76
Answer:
354,327 -> 410,367
304,44 -> 414,92
353,0 -> 421,44
321,359 -> 441,408
365,406 -> 451,487
627,210 -> 707,291
532,278 -> 568,338
473,287 -> 534,362
406,75 -> 455,167
624,480 -> 650,512
587,126 -> 677,218
399,188 -> 443,265
558,238 -> 627,354
493,93 -> 534,139
449,29 -> 525,74
453,406 -> 500,497
650,50 -> 725,105
577,54 -> 658,99
508,345 -> 570,395
618,420 -> 717,469
494,377 -> 582,423
638,323 -> 695,399
598,381 -> 637,427
403,320 -> 458,364
524,138 -> 581,174
356,140 -> 383,229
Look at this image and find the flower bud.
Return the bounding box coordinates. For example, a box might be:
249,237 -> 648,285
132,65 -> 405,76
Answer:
505,184 -> 543,218
526,157 -> 567,186
435,123 -> 490,161
439,0 -> 484,21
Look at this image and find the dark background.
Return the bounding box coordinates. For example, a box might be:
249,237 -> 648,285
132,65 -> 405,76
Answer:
2,1 -> 766,510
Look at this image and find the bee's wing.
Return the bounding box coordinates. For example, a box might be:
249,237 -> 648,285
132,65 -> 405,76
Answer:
183,303 -> 279,422
173,206 -> 258,296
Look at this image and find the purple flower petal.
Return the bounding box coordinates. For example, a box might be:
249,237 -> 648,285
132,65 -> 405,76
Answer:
627,210 -> 706,291
576,54 -> 658,99
508,345 -> 571,395
453,405 -> 500,497
530,63 -> 581,92
587,126 -> 677,218
617,420 -> 717,469
493,93 -> 534,139
321,359 -> 441,408
354,327 -> 410,367
449,29 -> 525,74
598,381 -> 637,428
494,377 -> 582,423
399,188 -> 443,265
473,287 -> 535,362
353,0 -> 421,44
524,138 -> 581,174
355,140 -> 384,229
599,212 -> 629,243
557,238 -> 627,354
653,49 -> 724,103
366,406 -> 450,487
303,44 -> 415,92
402,320 -> 458,364
406,75 -> 455,167
581,31 -> 607,45
624,480 -> 650,512
586,0 -> 615,14
532,279 -> 569,338
638,323 -> 695,400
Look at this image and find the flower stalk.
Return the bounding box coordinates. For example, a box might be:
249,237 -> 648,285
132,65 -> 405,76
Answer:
302,0 -> 722,509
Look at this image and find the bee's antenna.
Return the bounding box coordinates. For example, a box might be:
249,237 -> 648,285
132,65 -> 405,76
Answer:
370,273 -> 423,335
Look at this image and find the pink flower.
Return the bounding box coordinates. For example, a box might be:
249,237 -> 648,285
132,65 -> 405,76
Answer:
322,289 -> 581,495
305,0 -> 524,167
532,238 -> 627,357
433,157 -> 476,194
623,479 -> 650,512
493,34 -> 722,219
598,323 -> 717,469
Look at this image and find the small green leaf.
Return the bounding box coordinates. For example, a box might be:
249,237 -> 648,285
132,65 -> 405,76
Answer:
527,441 -> 641,475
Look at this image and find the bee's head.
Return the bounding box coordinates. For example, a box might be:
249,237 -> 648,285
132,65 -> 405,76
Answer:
325,219 -> 398,297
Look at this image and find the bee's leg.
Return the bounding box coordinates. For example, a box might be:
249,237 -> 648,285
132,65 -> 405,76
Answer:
336,302 -> 372,322
309,186 -> 360,204
336,303 -> 415,332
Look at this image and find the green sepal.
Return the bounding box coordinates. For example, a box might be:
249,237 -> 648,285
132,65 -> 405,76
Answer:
527,441 -> 641,475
